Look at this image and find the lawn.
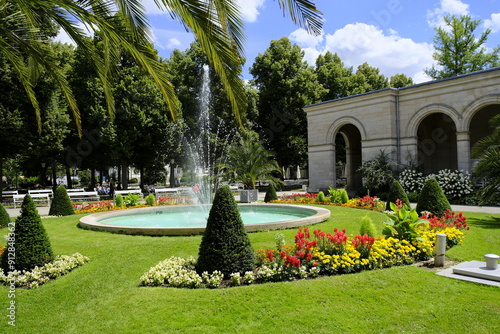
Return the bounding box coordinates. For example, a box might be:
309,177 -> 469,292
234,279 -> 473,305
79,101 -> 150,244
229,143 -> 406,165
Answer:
1,205 -> 499,333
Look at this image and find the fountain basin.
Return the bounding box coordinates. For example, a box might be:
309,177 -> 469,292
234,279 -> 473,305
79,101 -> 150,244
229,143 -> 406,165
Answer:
79,204 -> 331,236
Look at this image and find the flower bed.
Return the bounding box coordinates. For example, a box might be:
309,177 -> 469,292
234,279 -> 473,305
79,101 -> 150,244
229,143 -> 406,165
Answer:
271,194 -> 385,211
0,253 -> 89,289
140,209 -> 467,289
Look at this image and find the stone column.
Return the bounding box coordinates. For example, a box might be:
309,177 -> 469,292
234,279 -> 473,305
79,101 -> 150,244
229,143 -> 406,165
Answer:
308,144 -> 335,192
456,131 -> 471,173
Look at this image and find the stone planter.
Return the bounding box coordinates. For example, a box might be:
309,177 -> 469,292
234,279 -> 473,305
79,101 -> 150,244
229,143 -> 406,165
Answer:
239,189 -> 259,203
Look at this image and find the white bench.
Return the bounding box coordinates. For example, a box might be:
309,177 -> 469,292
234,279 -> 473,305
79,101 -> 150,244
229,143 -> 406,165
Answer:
154,188 -> 180,198
66,188 -> 85,192
2,190 -> 18,202
28,189 -> 54,198
67,191 -> 100,202
113,189 -> 144,198
13,194 -> 50,208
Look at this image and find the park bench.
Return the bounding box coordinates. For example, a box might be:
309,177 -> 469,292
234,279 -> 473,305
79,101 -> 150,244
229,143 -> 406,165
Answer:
66,188 -> 86,192
67,191 -> 100,202
113,189 -> 144,199
1,190 -> 18,202
154,188 -> 180,198
13,193 -> 50,208
28,189 -> 54,198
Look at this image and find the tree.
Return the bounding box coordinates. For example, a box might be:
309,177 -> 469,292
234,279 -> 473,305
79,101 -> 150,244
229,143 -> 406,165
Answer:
390,73 -> 414,88
385,180 -> 411,210
1,195 -> 54,272
0,203 -> 9,228
415,178 -> 451,216
350,62 -> 389,94
219,135 -> 282,189
425,14 -> 500,79
357,150 -> 397,196
315,51 -> 354,100
250,37 -> 326,168
264,183 -> 278,203
49,186 -> 75,216
472,114 -> 500,205
196,186 -> 255,277
2,1 -> 323,134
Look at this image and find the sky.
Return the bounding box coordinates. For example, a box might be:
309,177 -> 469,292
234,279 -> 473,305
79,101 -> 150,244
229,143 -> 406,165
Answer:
57,0 -> 500,84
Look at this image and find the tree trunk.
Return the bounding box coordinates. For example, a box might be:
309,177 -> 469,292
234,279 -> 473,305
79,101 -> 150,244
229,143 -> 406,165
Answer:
0,154 -> 3,199
139,166 -> 144,190
65,165 -> 73,189
117,165 -> 122,190
52,162 -> 57,192
121,160 -> 129,190
90,168 -> 97,190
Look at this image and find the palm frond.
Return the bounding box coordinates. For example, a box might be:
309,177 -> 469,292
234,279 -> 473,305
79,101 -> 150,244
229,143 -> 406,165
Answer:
275,0 -> 324,36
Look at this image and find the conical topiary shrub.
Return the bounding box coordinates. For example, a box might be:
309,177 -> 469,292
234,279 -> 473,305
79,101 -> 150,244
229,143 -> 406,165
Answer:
415,178 -> 451,216
264,183 -> 278,203
1,195 -> 54,272
0,202 -> 9,228
196,186 -> 255,277
49,186 -> 75,216
385,180 -> 411,210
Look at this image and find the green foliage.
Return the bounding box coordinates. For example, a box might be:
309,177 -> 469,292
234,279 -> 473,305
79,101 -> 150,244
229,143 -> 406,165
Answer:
425,14 -> 500,79
124,193 -> 142,207
389,73 -> 414,88
339,189 -> 349,204
264,183 -> 278,203
383,203 -> 429,242
472,114 -> 500,205
415,178 -> 451,216
0,202 -> 10,228
359,216 -> 377,237
328,186 -> 341,203
115,194 -> 124,208
196,186 -> 255,277
1,195 -> 53,272
357,150 -> 397,195
49,186 -> 75,216
317,191 -> 327,202
145,193 -> 156,206
385,180 -> 411,211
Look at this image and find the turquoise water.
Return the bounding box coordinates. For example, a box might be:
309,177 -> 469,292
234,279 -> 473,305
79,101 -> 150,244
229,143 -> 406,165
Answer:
98,205 -> 314,228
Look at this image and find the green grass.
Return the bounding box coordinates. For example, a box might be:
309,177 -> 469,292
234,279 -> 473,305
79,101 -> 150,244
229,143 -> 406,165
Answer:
1,206 -> 499,333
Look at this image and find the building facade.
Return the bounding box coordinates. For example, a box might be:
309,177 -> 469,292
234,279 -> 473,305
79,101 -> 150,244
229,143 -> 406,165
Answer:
306,67 -> 500,193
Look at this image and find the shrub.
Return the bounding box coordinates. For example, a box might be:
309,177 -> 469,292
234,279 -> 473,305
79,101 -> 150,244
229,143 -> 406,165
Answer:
115,194 -> 124,208
196,186 -> 255,277
359,216 -> 377,237
339,189 -> 349,204
399,169 -> 425,193
1,195 -> 54,272
385,180 -> 410,210
124,193 -> 142,207
0,202 -> 9,228
415,178 -> 451,216
328,187 -> 341,203
264,183 -> 278,203
433,169 -> 473,201
316,191 -> 327,202
49,186 -> 75,216
145,193 -> 156,206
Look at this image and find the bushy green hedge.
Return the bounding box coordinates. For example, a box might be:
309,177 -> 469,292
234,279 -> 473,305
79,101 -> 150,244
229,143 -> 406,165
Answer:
49,186 -> 75,216
415,178 -> 451,216
1,195 -> 54,272
0,202 -> 9,228
264,184 -> 278,203
196,186 -> 255,277
115,194 -> 124,208
359,216 -> 377,237
385,180 -> 411,210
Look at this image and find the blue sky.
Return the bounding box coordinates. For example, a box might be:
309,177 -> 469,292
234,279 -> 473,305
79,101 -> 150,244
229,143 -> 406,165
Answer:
144,0 -> 500,83
56,0 -> 500,83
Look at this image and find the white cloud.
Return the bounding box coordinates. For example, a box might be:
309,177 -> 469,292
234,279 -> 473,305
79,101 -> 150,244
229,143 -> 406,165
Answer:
292,23 -> 435,84
237,0 -> 266,23
152,28 -> 194,51
289,28 -> 323,48
485,13 -> 500,33
427,0 -> 470,28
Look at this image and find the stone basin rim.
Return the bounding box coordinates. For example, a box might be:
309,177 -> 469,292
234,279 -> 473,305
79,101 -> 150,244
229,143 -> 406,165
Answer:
78,203 -> 331,236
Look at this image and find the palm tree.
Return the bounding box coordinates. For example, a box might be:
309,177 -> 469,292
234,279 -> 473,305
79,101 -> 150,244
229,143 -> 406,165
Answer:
1,1 -> 323,135
219,136 -> 282,189
472,114 -> 500,205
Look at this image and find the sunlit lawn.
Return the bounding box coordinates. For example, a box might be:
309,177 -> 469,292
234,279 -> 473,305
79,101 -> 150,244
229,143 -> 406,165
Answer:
0,205 -> 499,333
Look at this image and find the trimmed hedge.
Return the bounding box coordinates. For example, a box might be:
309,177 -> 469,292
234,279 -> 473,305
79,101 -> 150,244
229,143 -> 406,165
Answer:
385,180 -> 411,210
0,202 -> 9,228
1,195 -> 54,272
49,186 -> 75,216
415,178 -> 451,216
196,186 -> 255,277
264,183 -> 278,203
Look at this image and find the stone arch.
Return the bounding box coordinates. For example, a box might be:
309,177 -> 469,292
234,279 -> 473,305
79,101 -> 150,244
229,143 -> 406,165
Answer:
461,94 -> 500,130
326,116 -> 367,144
405,103 -> 461,138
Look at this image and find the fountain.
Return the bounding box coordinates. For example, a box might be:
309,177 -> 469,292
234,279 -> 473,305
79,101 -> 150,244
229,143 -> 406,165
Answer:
78,65 -> 331,235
